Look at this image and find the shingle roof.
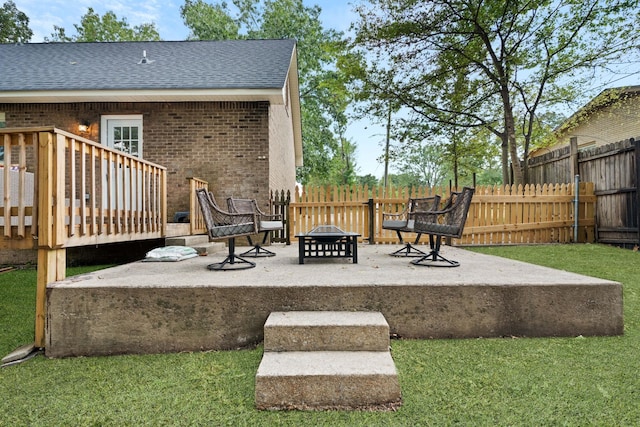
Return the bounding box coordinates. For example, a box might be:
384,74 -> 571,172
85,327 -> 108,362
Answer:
0,39 -> 296,91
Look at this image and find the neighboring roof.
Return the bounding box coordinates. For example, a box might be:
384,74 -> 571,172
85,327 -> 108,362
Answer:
554,85 -> 640,134
530,85 -> 640,157
0,39 -> 296,103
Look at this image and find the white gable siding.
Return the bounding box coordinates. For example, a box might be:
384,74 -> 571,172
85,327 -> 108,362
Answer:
268,103 -> 296,193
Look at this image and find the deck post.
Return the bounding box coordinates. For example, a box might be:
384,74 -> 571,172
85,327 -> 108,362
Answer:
34,131 -> 67,348
35,248 -> 65,348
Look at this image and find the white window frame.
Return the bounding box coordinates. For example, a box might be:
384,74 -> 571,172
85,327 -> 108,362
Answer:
100,114 -> 144,158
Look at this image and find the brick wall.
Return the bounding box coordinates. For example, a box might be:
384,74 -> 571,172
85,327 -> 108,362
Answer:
1,101 -> 277,219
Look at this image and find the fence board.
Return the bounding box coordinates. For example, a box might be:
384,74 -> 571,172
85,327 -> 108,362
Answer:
281,184 -> 595,246
529,137 -> 639,247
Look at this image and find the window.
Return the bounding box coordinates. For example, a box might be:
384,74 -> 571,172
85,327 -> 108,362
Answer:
100,115 -> 143,157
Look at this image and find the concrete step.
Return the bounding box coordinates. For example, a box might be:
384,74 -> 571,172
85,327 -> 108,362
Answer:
165,235 -> 210,246
165,235 -> 225,256
255,351 -> 402,410
264,311 -> 390,352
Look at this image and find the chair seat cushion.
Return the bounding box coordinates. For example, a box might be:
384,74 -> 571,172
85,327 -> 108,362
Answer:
382,220 -> 408,230
260,220 -> 283,231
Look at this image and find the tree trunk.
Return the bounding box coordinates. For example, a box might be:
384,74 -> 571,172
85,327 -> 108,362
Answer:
509,133 -> 523,186
501,135 -> 509,185
502,90 -> 523,186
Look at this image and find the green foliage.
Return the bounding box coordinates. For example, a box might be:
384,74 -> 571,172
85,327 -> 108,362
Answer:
394,141 -> 448,187
181,0 -> 240,40
180,0 -> 352,185
46,7 -> 161,42
385,172 -> 425,188
1,245 -> 639,424
474,167 -> 503,186
0,1 -> 32,43
350,0 -> 640,186
355,173 -> 380,187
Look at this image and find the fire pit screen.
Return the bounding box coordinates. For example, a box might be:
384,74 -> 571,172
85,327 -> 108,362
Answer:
295,225 -> 361,264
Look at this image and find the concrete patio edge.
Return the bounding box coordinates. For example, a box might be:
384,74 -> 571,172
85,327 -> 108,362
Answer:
45,244 -> 623,357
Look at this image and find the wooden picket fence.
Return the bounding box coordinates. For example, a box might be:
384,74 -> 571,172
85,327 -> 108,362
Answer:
282,183 -> 596,246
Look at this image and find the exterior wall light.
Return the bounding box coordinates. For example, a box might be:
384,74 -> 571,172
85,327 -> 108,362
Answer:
78,120 -> 91,133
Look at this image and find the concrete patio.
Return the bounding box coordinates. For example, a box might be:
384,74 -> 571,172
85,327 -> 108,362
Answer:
45,243 -> 623,358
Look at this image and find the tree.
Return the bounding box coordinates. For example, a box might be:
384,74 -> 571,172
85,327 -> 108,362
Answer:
180,0 -> 352,185
181,0 -> 240,40
0,1 -> 32,42
395,140 -> 449,188
356,173 -> 380,187
46,7 -> 160,42
351,0 -> 640,186
385,172 -> 424,189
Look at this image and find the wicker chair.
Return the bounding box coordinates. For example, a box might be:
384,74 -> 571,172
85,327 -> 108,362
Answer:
411,187 -> 475,267
227,197 -> 284,257
382,195 -> 442,257
195,189 -> 258,271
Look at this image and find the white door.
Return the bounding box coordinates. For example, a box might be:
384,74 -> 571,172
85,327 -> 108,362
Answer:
100,115 -> 144,211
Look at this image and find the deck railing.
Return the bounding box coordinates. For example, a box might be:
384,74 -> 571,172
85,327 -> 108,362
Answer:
188,177 -> 209,235
1,127 -> 167,249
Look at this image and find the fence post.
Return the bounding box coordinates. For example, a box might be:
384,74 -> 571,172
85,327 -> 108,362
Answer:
634,138 -> 640,246
270,189 -> 291,245
574,174 -> 580,243
284,190 -> 291,245
367,198 -> 375,244
570,137 -> 579,178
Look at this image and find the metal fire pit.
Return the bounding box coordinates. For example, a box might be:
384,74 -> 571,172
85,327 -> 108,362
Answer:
295,225 -> 361,264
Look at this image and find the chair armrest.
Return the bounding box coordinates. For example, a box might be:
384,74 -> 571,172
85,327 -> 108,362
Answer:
211,204 -> 257,226
247,201 -> 282,222
227,197 -> 282,221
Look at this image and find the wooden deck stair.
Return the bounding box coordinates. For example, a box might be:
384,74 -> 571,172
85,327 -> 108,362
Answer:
255,311 -> 402,410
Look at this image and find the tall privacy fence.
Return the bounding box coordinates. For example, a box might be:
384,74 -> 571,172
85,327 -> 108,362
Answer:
528,136 -> 639,247
271,183 -> 596,246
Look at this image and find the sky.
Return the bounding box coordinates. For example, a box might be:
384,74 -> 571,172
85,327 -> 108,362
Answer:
12,0 -> 390,178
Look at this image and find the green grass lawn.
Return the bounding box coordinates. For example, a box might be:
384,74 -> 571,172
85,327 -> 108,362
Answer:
1,244 -> 638,426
